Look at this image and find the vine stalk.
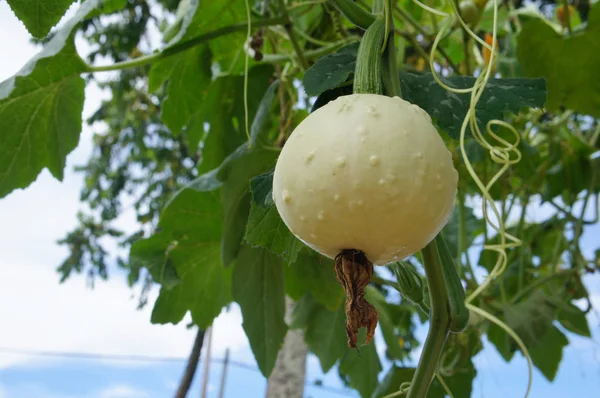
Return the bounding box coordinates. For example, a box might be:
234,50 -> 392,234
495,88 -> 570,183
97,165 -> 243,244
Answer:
407,240 -> 452,398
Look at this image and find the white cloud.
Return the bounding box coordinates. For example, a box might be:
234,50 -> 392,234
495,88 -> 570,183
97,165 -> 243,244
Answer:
96,384 -> 150,398
0,261 -> 252,370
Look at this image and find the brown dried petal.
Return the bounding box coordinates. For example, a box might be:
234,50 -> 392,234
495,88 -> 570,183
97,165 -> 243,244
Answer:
334,249 -> 379,348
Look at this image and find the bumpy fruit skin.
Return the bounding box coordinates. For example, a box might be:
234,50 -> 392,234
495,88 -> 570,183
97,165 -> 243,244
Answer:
272,94 -> 458,265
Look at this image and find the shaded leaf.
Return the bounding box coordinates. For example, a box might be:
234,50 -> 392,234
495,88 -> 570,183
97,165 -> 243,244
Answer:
134,189 -> 231,328
398,72 -> 547,139
286,250 -> 344,311
339,329 -> 382,398
232,245 -> 287,377
441,205 -> 482,259
303,296 -> 347,372
6,0 -> 76,38
517,3 -> 600,117
290,294 -> 318,329
0,0 -> 98,198
221,149 -> 278,267
302,42 -> 359,96
529,326 -> 569,381
557,302 -> 591,337
303,43 -> 547,139
129,235 -> 180,289
365,286 -> 405,360
157,45 -> 212,134
245,171 -> 305,263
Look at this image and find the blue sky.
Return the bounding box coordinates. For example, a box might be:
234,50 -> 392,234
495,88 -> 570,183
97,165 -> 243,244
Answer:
1,2 -> 599,398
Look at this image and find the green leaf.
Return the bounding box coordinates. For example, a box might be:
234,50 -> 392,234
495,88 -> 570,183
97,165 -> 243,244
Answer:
245,171 -> 305,263
302,42 -> 359,96
488,288 -> 563,362
184,0 -> 248,71
221,149 -> 278,266
129,235 -> 180,289
135,189 -> 231,328
303,43 -> 547,139
0,0 -> 99,199
86,0 -> 127,18
441,205 -> 482,259
365,286 -> 405,359
557,302 -> 591,337
232,245 -> 288,377
157,45 -> 212,134
290,294 -> 318,329
303,296 -> 347,372
529,326 -> 569,381
516,2 -> 600,117
195,65 -> 274,174
286,250 -> 344,311
339,329 -> 382,398
398,72 -> 547,139
6,0 -> 76,38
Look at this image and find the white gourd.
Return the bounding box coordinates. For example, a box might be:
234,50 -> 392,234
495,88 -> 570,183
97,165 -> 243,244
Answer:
273,94 -> 458,265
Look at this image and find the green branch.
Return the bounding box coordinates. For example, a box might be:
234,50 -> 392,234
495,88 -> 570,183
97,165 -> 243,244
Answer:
85,16 -> 288,73
407,240 -> 451,398
328,0 -> 375,30
259,38 -> 357,63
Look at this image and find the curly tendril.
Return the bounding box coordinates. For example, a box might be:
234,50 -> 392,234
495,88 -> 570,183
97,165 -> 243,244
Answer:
406,0 -> 533,397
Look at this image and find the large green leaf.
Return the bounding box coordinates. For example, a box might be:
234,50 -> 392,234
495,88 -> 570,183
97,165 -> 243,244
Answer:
398,73 -> 547,139
153,45 -> 213,134
129,234 -> 180,289
131,189 -> 231,328
339,329 -> 382,398
441,205 -> 482,259
557,302 -> 591,337
6,0 -> 76,38
301,44 -> 546,139
232,245 -> 288,377
183,0 -> 248,71
220,149 -> 278,266
286,250 -> 344,311
365,286 -> 406,360
528,326 -> 569,381
195,65 -> 274,174
245,171 -> 305,263
488,287 -> 564,365
0,0 -> 98,198
302,42 -> 359,96
516,2 -> 600,117
300,295 -> 347,372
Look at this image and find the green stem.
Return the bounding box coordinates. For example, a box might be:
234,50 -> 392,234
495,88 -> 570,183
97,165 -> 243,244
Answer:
516,195 -> 528,292
381,0 -> 402,97
328,0 -> 375,30
260,37 -> 356,63
86,16 -> 288,73
458,193 -> 477,283
407,240 -> 452,398
278,0 -> 309,69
